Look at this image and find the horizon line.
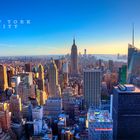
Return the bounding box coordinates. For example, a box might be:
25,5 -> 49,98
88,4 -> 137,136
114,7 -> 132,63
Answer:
0,53 -> 127,57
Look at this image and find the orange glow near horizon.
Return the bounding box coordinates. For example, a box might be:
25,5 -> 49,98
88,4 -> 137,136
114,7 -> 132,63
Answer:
2,40 -> 140,56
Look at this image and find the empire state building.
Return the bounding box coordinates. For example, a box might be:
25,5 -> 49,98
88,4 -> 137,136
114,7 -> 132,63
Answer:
71,38 -> 78,75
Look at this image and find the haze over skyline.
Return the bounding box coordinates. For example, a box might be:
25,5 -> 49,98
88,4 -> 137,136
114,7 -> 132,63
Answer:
0,0 -> 140,56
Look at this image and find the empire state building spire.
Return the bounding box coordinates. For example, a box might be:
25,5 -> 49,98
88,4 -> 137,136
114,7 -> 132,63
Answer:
73,38 -> 75,45
71,38 -> 78,75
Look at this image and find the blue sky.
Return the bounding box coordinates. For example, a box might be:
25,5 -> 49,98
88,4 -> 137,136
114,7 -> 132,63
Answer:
0,0 -> 140,56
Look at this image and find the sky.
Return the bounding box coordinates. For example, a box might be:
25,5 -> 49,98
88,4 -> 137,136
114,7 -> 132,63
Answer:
0,0 -> 140,56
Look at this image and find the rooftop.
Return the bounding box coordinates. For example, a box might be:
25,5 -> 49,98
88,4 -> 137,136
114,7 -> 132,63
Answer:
84,69 -> 101,72
114,84 -> 140,93
88,109 -> 112,123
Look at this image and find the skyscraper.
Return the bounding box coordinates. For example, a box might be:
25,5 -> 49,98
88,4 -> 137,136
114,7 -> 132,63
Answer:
25,63 -> 32,72
84,49 -> 87,57
10,94 -> 22,123
127,44 -> 139,70
118,65 -> 127,84
36,64 -> 47,105
113,84 -> 140,139
71,38 -> 78,75
38,64 -> 44,80
127,26 -> 140,83
128,52 -> 140,77
127,24 -> 140,70
108,60 -> 114,72
0,103 -> 11,131
0,65 -> 8,91
84,69 -> 102,109
48,59 -> 59,97
7,66 -> 15,87
38,64 -> 45,91
62,61 -> 69,86
55,59 -> 63,73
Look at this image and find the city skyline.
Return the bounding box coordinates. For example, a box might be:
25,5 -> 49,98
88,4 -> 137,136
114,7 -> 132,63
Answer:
0,1 -> 140,139
0,0 -> 140,56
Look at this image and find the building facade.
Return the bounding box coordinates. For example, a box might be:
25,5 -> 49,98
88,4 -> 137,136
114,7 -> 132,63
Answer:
0,65 -> 8,91
84,69 -> 102,109
48,59 -> 59,97
88,108 -> 113,140
113,84 -> 140,139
